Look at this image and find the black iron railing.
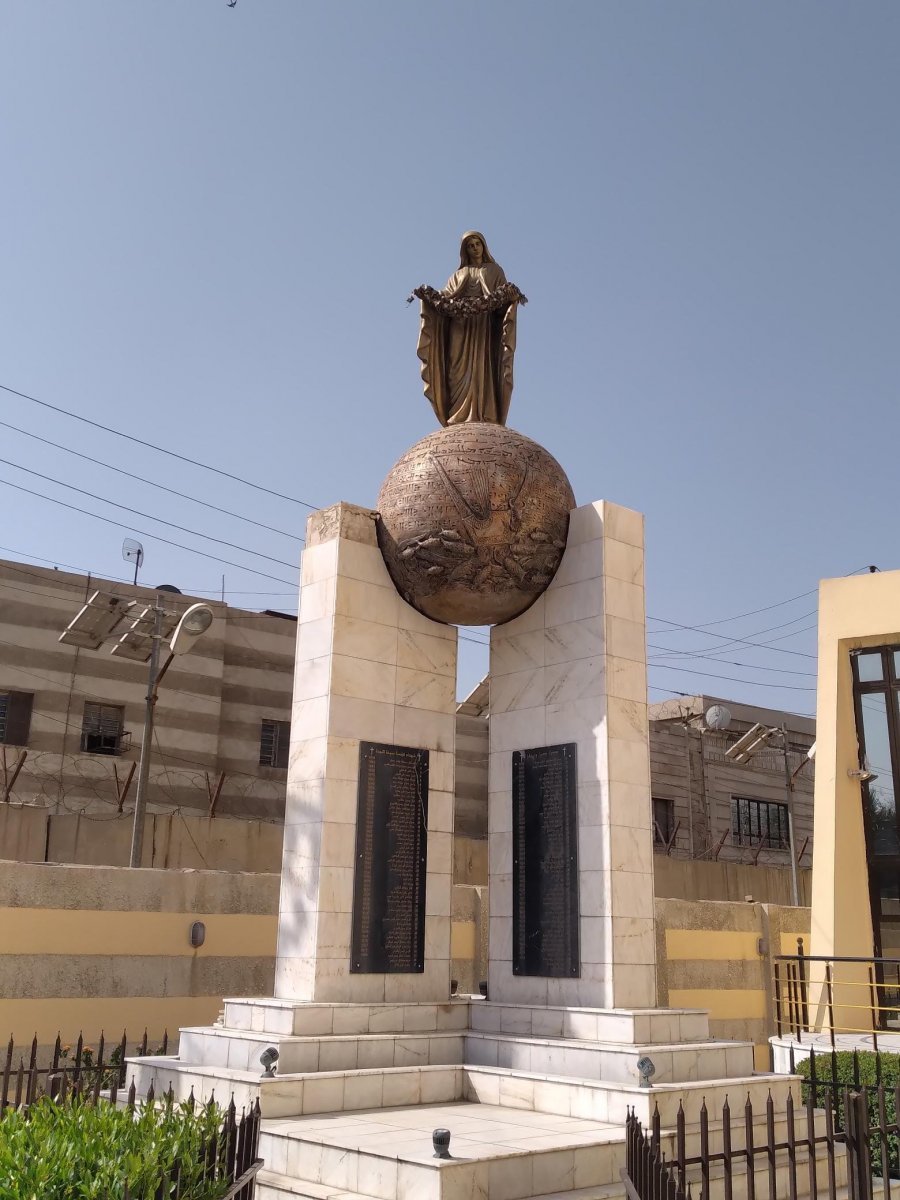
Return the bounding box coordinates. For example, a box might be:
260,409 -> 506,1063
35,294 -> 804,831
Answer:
774,944 -> 900,1044
623,1078 -> 900,1200
0,1028 -> 262,1198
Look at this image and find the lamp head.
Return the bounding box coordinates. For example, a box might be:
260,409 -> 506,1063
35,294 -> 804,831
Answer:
259,1046 -> 279,1078
637,1056 -> 656,1087
169,604 -> 214,656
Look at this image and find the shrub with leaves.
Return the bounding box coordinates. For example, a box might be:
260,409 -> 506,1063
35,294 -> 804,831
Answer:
0,1094 -> 232,1199
796,1049 -> 900,1177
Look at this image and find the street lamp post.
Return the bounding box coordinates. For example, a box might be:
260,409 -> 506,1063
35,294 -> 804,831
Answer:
60,593 -> 215,867
129,603 -> 164,867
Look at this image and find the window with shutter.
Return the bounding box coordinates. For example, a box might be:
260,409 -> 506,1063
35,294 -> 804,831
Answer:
0,692 -> 34,746
80,702 -> 126,756
259,719 -> 290,768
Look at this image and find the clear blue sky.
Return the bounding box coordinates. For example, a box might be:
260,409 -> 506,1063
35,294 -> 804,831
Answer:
2,2 -> 898,714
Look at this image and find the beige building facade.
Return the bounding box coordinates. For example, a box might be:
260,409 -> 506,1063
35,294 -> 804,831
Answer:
2,557 -> 816,911
0,558 -> 295,821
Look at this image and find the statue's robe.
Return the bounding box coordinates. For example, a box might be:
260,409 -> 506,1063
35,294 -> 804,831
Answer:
417,262 -> 518,426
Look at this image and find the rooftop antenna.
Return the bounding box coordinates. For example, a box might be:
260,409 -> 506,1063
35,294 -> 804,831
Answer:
122,538 -> 144,587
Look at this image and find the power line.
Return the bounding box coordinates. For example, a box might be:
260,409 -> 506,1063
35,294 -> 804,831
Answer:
648,610 -> 818,660
0,458 -> 298,570
646,645 -> 817,678
647,661 -> 815,692
647,613 -> 817,660
0,564 -> 298,623
0,418 -> 304,542
0,380 -> 318,509
0,546 -> 296,596
678,588 -> 818,629
0,476 -> 297,585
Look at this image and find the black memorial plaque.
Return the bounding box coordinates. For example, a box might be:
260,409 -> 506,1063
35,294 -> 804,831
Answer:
512,743 -> 580,977
350,741 -> 429,974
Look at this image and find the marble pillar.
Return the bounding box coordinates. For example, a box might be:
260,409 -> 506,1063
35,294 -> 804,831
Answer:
488,500 -> 657,1009
274,503 -> 458,1004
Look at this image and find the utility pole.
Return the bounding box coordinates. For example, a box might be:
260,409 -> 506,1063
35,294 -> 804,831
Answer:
129,602 -> 164,868
61,592 -> 215,867
781,722 -> 801,907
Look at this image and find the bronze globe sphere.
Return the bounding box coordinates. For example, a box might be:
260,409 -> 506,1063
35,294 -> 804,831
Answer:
376,424 -> 575,626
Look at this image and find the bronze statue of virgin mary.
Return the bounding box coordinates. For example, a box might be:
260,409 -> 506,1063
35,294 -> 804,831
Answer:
413,232 -> 525,427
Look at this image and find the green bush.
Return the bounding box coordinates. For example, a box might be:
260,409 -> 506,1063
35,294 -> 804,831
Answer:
796,1049 -> 900,1177
0,1094 -> 232,1199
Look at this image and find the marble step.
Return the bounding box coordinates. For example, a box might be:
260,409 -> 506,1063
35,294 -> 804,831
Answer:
179,1025 -> 464,1074
222,997 -> 709,1045
127,1052 -> 799,1127
256,1171 -> 624,1200
223,997 -> 470,1038
125,1056 -> 465,1118
257,1120 -> 624,1200
469,1003 -> 710,1046
462,1066 -> 799,1126
256,1173 -> 378,1200
464,1032 -> 755,1085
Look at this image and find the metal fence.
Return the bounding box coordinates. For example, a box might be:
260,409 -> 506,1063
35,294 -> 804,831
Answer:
1,1028 -> 168,1108
622,1076 -> 900,1200
0,1028 -> 262,1198
775,942 -> 900,1042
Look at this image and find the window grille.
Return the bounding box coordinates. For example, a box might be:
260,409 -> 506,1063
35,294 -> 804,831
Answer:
732,795 -> 790,849
0,691 -> 34,746
652,797 -> 674,845
259,719 -> 290,769
81,702 -> 127,756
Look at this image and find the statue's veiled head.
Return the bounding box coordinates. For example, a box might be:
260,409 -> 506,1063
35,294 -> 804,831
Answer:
459,230 -> 495,268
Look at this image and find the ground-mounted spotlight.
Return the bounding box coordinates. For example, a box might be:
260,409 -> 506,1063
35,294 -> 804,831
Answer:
259,1046 -> 279,1078
637,1056 -> 656,1088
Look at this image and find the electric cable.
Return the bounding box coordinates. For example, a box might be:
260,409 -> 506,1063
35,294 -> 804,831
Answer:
1,380 -> 317,509
0,418 -> 303,542
646,661 -> 815,692
646,614 -> 817,660
0,476 -> 297,585
0,458 -> 297,570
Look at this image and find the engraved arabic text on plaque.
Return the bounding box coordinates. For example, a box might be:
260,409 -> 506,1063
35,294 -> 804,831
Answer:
351,741 -> 429,974
512,743 -> 579,977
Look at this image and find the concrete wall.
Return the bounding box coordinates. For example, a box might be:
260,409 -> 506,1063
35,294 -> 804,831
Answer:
0,860 -> 279,1046
0,858 -> 811,1066
656,897 -> 811,1070
0,560 -> 294,820
654,855 -> 812,906
0,802 -> 283,872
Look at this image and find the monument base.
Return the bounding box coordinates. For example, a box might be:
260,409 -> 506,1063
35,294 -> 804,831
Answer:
126,995 -> 809,1199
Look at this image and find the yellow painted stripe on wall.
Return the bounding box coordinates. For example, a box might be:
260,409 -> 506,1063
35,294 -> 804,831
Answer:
0,909 -> 277,958
780,932 -> 810,956
669,988 -> 767,1019
665,930 -> 760,961
753,1044 -> 771,1071
0,996 -> 223,1046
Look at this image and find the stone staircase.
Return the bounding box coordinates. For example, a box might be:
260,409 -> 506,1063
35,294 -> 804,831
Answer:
125,997 -> 829,1200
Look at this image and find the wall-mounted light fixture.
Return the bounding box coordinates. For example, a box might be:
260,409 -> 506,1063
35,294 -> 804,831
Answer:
189,921 -> 206,948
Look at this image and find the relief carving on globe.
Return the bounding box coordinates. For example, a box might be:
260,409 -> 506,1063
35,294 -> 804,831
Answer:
377,425 -> 575,626
377,232 -> 575,627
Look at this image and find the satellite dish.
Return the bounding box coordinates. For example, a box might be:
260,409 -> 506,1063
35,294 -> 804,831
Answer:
121,538 -> 144,586
705,704 -> 733,732
155,584 -> 183,594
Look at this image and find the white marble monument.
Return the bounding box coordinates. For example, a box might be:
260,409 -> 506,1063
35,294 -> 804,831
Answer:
275,502 -> 459,1005
488,500 -> 656,1010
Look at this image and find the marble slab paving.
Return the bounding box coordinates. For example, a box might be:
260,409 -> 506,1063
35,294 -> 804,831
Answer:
262,1101 -> 622,1164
